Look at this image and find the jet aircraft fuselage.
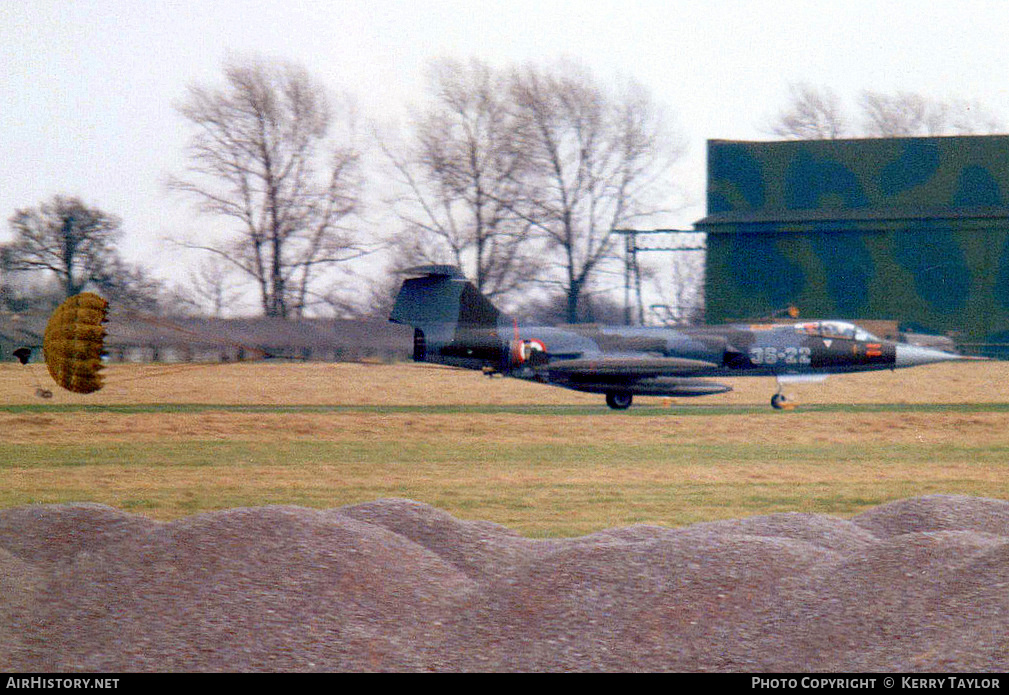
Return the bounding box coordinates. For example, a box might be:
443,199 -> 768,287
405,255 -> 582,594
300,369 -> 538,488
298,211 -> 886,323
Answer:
390,266 -> 978,409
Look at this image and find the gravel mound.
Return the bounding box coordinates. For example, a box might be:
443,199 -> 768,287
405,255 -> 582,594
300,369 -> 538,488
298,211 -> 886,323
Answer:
678,511 -> 879,554
0,546 -> 42,670
852,494 -> 1009,538
776,530 -> 1009,672
3,495 -> 1009,672
442,532 -> 836,671
337,498 -> 535,584
0,503 -> 160,569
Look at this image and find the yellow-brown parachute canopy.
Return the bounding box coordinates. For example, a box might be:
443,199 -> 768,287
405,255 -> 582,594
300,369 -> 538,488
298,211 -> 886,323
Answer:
42,292 -> 109,394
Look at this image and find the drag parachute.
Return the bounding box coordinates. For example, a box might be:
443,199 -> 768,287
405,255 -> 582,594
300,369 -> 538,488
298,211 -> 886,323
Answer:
42,292 -> 109,394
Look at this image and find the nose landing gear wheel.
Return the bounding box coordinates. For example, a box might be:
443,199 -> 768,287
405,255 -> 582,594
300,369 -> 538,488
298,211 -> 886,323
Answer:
605,392 -> 633,410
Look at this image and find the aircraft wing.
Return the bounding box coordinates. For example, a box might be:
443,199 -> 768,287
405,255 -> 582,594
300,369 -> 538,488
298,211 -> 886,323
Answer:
542,356 -> 729,397
546,356 -> 719,378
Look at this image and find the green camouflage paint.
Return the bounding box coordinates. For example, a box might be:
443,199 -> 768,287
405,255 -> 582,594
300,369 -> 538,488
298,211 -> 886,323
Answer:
698,136 -> 1009,354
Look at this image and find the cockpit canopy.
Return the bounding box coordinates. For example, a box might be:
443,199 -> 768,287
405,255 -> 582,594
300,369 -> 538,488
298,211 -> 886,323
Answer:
793,321 -> 881,342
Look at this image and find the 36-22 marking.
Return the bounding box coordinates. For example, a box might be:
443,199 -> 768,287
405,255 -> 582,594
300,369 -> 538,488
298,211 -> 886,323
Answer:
749,346 -> 812,365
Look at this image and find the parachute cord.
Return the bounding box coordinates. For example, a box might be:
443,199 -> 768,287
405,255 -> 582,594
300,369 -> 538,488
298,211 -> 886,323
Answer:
83,311 -> 277,388
54,309 -> 323,391
117,311 -> 271,361
106,360 -> 258,386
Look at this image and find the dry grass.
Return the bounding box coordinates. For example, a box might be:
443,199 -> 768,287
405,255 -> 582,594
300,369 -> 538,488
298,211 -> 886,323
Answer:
1,360 -> 1008,535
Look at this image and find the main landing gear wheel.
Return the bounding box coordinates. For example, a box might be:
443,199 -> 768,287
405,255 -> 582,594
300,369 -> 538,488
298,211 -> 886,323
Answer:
605,392 -> 633,410
771,392 -> 792,410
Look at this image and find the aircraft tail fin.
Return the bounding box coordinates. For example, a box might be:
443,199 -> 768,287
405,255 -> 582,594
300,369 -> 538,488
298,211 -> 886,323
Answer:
390,266 -> 506,364
390,265 -> 502,328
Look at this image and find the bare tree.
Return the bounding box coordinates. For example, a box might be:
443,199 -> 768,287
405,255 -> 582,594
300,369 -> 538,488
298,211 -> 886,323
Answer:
942,97 -> 1005,135
6,195 -> 122,299
859,90 -> 939,136
510,62 -> 683,323
766,84 -> 1005,140
171,56 -> 366,318
165,257 -> 247,317
860,90 -> 1004,136
383,58 -> 540,300
93,257 -> 165,313
766,82 -> 849,139
646,253 -> 705,326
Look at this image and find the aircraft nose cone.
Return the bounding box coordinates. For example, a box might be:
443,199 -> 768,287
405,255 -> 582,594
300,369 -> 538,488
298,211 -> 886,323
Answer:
895,344 -> 970,367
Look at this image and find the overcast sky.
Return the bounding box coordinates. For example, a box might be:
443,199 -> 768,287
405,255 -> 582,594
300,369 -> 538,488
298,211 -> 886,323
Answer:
4,0 -> 1009,288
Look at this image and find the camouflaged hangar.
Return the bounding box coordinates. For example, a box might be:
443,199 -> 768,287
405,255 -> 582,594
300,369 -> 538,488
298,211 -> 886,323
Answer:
697,135 -> 1009,355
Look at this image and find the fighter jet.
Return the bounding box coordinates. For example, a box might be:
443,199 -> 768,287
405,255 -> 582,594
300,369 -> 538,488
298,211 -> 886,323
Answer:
390,266 -> 982,409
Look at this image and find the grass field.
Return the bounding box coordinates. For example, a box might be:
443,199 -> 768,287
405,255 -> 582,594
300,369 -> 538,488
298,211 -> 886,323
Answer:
2,359 -> 1008,536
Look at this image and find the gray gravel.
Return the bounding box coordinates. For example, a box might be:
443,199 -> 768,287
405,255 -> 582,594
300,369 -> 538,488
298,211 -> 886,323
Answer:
2,495 -> 1008,672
